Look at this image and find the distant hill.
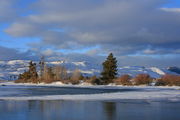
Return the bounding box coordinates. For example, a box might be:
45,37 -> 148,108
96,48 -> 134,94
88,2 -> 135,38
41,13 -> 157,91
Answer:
0,60 -> 100,80
0,60 -> 179,80
168,67 -> 180,74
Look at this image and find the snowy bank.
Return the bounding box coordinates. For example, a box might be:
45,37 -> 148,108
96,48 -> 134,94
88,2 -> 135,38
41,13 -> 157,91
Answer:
0,89 -> 179,101
0,81 -> 179,101
1,81 -> 179,90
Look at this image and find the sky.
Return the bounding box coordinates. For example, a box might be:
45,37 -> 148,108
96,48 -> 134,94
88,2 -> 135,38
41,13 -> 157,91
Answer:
0,0 -> 180,67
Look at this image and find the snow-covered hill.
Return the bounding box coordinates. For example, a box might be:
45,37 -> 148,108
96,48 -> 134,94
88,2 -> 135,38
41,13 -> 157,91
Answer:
0,60 -> 101,80
0,60 -> 179,80
118,66 -> 178,78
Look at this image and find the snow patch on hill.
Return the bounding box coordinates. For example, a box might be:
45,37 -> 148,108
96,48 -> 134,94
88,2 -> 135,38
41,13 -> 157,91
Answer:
150,67 -> 165,75
118,66 -> 179,78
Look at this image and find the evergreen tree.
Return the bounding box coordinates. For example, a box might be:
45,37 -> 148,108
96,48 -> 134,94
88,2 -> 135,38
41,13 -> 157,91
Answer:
29,61 -> 38,79
101,53 -> 118,84
16,61 -> 38,83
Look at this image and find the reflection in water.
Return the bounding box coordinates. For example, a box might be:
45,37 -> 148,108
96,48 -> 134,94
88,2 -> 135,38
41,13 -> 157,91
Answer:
103,102 -> 116,120
0,100 -> 180,120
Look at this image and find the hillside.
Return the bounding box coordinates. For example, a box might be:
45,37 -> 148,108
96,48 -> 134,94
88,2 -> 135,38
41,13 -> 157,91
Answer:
0,60 -> 179,80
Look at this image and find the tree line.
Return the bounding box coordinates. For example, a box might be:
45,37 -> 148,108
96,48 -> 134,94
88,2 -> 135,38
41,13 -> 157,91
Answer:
15,53 -> 180,86
15,56 -> 83,84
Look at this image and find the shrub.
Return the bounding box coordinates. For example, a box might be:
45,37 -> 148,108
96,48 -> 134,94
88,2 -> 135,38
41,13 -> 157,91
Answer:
70,79 -> 80,85
156,74 -> 180,86
89,76 -> 102,85
134,74 -> 152,85
114,74 -> 132,85
69,69 -> 82,85
155,78 -> 167,86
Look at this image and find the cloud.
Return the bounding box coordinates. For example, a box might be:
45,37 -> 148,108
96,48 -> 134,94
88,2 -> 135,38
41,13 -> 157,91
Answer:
0,46 -> 36,60
2,0 -> 180,67
161,8 -> 180,12
0,0 -> 16,22
117,55 -> 180,67
0,45 -> 179,68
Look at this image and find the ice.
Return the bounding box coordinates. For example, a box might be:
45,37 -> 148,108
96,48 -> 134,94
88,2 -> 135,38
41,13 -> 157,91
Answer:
0,82 -> 179,101
0,90 -> 179,101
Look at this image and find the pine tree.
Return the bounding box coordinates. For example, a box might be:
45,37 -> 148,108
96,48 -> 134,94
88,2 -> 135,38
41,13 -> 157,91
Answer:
16,61 -> 38,83
101,53 -> 118,84
29,61 -> 38,80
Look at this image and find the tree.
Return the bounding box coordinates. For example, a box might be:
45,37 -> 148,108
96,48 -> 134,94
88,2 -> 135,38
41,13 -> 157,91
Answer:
47,67 -> 55,80
90,75 -> 101,85
53,65 -> 68,81
101,53 -> 118,84
70,69 -> 81,84
16,61 -> 38,83
29,61 -> 38,80
42,65 -> 55,83
39,56 -> 45,79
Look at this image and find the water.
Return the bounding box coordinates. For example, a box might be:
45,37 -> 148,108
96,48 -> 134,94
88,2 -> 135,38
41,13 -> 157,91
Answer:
0,100 -> 179,120
0,85 -> 137,97
0,85 -> 179,120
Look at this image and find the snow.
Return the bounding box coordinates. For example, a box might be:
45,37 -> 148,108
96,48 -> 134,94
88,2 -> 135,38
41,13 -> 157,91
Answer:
0,89 -> 179,101
48,81 -> 64,85
0,82 -> 179,101
150,67 -> 165,75
7,60 -> 27,65
0,61 -> 5,64
80,70 -> 94,74
72,62 -> 86,66
48,61 -> 65,65
118,66 -> 179,78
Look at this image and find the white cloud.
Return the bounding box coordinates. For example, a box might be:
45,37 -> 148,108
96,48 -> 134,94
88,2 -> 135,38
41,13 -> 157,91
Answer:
161,8 -> 180,12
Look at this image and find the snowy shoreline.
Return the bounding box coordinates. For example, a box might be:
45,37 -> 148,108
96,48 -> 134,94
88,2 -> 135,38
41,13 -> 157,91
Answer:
0,81 -> 179,101
1,81 -> 180,89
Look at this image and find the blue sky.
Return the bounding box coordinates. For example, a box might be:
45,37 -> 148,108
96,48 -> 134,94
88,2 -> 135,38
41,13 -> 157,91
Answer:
166,0 -> 180,7
0,0 -> 180,67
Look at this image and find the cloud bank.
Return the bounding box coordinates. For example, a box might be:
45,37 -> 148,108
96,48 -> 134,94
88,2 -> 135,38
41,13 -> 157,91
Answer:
1,0 -> 180,67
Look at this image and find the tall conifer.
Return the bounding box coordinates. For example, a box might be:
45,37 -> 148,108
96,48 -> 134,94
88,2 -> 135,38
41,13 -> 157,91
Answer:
101,53 -> 118,84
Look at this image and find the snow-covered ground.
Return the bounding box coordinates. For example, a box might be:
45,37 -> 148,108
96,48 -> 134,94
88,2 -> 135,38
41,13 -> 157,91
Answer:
0,82 -> 179,101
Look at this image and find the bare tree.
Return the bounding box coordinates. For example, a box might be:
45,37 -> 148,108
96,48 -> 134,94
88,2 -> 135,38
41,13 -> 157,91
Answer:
39,56 -> 45,79
53,66 -> 67,81
70,69 -> 81,84
42,65 -> 51,83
